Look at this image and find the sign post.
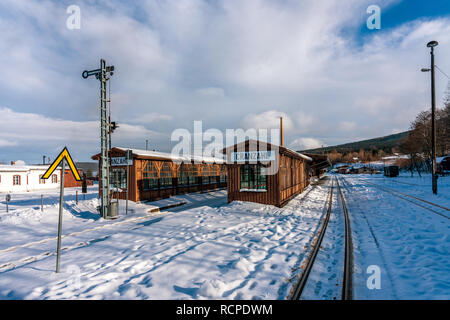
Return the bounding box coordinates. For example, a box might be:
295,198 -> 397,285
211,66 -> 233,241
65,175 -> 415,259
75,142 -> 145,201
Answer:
42,147 -> 81,273
56,160 -> 65,273
5,194 -> 10,213
126,150 -> 132,215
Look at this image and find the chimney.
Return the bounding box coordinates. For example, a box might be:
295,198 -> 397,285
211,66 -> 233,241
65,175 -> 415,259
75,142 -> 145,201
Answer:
11,161 -> 15,165
280,117 -> 284,147
43,155 -> 46,165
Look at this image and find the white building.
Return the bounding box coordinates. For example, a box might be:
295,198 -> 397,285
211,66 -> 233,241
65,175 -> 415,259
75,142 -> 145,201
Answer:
0,164 -> 61,193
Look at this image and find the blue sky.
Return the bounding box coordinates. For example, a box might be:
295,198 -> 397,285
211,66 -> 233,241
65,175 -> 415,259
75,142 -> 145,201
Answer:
0,0 -> 450,163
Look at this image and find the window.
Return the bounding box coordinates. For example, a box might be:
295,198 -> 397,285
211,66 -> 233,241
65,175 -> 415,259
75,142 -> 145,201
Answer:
177,164 -> 189,186
189,165 -> 198,185
220,165 -> 227,183
110,169 -> 126,189
39,174 -> 46,184
201,164 -> 210,184
240,165 -> 267,190
51,174 -> 57,184
160,162 -> 173,188
143,161 -> 158,190
201,164 -> 219,184
13,175 -> 21,185
209,164 -> 219,184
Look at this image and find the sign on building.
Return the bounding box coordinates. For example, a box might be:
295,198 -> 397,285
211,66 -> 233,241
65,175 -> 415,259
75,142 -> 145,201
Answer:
230,151 -> 276,163
111,157 -> 133,167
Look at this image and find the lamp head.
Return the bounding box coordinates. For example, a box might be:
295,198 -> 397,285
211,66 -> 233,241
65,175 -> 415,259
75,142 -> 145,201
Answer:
421,68 -> 431,72
427,40 -> 438,48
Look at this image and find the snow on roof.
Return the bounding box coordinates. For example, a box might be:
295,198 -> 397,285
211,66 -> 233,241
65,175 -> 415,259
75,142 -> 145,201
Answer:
382,154 -> 409,160
221,139 -> 312,162
115,147 -> 225,164
286,147 -> 312,161
0,165 -> 52,172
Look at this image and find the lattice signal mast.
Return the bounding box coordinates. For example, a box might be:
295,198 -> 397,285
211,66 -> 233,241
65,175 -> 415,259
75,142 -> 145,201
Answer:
82,59 -> 115,218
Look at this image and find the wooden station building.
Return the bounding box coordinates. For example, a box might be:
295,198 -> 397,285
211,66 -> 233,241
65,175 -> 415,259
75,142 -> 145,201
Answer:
222,139 -> 313,207
92,147 -> 227,202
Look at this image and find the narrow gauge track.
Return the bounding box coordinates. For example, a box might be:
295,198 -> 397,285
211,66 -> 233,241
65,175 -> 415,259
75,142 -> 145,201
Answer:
290,176 -> 353,300
356,178 -> 450,220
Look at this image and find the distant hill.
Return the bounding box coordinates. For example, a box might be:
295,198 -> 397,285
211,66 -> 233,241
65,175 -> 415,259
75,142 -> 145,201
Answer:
299,131 -> 409,154
76,162 -> 98,176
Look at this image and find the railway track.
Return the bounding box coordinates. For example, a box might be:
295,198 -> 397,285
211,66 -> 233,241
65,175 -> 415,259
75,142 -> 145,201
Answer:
290,176 -> 353,300
356,178 -> 450,220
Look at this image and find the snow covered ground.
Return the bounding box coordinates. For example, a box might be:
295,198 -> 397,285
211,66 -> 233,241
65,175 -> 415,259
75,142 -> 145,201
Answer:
338,173 -> 449,299
0,181 -> 331,299
0,174 -> 448,300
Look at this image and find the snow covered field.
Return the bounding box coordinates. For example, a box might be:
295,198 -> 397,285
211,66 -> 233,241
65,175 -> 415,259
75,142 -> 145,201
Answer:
0,182 -> 331,299
338,173 -> 449,299
0,174 -> 448,300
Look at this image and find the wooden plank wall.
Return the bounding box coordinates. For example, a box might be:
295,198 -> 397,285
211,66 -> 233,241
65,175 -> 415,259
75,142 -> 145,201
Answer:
227,164 -> 279,205
227,152 -> 311,207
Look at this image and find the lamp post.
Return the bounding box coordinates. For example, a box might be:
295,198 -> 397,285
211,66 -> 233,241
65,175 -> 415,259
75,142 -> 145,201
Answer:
422,40 -> 438,194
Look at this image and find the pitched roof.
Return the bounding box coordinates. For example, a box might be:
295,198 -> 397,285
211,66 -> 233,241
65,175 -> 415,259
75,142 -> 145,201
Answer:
221,139 -> 312,162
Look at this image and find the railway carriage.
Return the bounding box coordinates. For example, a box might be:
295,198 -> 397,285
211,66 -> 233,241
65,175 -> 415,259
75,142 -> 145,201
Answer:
384,165 -> 399,177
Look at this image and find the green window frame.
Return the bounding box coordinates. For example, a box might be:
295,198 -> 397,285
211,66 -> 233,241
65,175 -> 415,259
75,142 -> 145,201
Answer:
110,169 -> 127,189
160,162 -> 173,188
240,164 -> 267,190
143,161 -> 158,190
177,164 -> 189,186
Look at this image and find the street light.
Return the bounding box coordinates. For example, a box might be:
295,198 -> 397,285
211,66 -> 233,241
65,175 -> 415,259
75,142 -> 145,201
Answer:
422,40 -> 438,194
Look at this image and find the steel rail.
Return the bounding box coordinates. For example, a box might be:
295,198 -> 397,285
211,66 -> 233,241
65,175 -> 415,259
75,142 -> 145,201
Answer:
336,177 -> 353,300
290,178 -> 334,300
357,178 -> 449,220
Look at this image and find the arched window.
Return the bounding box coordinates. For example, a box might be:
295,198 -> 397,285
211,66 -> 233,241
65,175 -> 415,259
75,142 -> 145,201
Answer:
178,164 -> 189,186
160,162 -> 173,188
39,174 -> 46,184
143,161 -> 158,190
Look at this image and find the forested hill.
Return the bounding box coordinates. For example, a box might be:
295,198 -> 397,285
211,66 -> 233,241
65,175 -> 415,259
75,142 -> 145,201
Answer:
300,131 -> 409,154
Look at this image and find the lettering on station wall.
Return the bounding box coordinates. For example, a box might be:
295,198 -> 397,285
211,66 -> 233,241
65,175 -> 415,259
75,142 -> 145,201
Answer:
111,157 -> 133,167
231,151 -> 276,163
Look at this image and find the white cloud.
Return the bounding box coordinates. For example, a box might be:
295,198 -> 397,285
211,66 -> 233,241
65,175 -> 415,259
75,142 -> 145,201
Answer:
241,110 -> 294,132
290,137 -> 326,150
195,87 -> 225,99
339,121 -> 357,131
0,139 -> 17,147
0,107 -> 164,161
129,112 -> 173,124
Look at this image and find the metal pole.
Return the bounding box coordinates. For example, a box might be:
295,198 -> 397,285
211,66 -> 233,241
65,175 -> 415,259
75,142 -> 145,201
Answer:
430,47 -> 438,194
76,190 -> 78,205
56,160 -> 65,273
100,59 -> 110,218
126,164 -> 129,215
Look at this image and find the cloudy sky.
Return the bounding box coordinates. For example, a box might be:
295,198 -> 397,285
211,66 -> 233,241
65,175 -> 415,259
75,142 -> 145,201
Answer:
1,0 -> 450,163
